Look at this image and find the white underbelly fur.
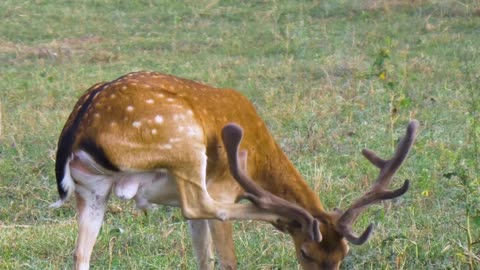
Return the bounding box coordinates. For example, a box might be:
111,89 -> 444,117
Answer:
69,150 -> 181,209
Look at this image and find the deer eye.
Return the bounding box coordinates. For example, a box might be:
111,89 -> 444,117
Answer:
300,248 -> 314,262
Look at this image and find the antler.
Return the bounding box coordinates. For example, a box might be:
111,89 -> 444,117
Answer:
221,123 -> 322,242
335,120 -> 420,245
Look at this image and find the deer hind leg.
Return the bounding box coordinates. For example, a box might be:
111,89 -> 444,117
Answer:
73,182 -> 111,270
70,155 -> 112,270
189,220 -> 215,270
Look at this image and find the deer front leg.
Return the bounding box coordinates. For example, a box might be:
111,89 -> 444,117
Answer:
209,220 -> 237,270
189,220 -> 215,270
171,152 -> 280,223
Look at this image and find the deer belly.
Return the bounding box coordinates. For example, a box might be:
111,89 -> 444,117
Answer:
113,170 -> 181,209
70,150 -> 181,209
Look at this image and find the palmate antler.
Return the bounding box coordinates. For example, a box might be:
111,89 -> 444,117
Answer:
335,120 -> 420,244
221,124 -> 322,242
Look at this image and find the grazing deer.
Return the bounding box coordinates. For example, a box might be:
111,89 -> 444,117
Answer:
51,71 -> 419,270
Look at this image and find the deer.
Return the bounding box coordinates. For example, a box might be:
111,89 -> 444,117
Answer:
51,71 -> 419,270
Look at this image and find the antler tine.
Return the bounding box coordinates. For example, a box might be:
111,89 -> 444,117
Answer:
368,119 -> 419,191
336,120 -> 419,244
221,123 -> 322,242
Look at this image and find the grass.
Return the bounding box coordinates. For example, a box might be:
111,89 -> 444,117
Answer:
1,0 -> 479,269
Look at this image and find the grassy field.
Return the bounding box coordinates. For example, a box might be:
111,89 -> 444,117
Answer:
1,0 -> 479,269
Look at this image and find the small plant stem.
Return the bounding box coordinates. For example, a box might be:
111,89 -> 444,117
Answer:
0,101 -> 3,139
466,206 -> 474,270
389,93 -> 397,151
470,82 -> 479,176
469,67 -> 479,269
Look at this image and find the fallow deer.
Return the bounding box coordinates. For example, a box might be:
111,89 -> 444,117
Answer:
51,71 -> 419,270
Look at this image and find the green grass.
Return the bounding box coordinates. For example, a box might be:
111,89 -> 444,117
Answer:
1,0 -> 480,269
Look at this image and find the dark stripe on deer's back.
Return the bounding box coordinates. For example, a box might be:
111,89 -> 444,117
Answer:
54,82 -> 112,199
78,138 -> 119,172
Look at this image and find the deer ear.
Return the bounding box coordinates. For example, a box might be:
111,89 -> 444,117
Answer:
281,219 -> 322,242
332,208 -> 344,218
272,220 -> 303,235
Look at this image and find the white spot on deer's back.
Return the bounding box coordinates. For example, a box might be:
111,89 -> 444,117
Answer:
151,129 -> 157,135
166,98 -> 175,102
159,144 -> 172,150
169,138 -> 182,143
155,115 -> 164,124
126,106 -> 134,112
186,126 -> 202,138
173,114 -> 186,121
132,121 -> 142,128
146,99 -> 154,104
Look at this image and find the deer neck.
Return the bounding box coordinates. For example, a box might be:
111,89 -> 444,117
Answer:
250,141 -> 326,216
